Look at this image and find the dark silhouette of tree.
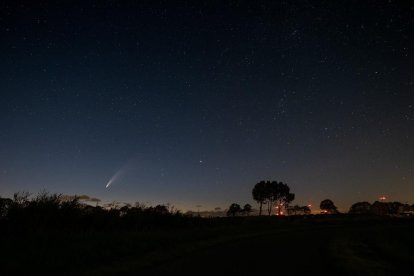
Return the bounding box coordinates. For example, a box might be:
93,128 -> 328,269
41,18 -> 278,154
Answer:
196,204 -> 202,216
253,181 -> 295,216
301,205 -> 311,215
349,201 -> 411,216
153,204 -> 169,214
349,202 -> 371,214
241,204 -> 252,216
371,201 -> 388,216
264,182 -> 274,215
227,203 -> 241,217
0,197 -> 13,218
388,201 -> 408,215
287,205 -> 300,215
12,191 -> 30,206
400,203 -> 412,214
283,192 -> 295,215
267,181 -> 294,216
320,199 -> 338,214
369,201 -> 410,216
252,181 -> 268,216
287,204 -> 310,215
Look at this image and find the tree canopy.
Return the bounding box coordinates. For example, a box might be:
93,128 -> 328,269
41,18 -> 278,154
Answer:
320,199 -> 338,214
252,181 -> 268,216
252,181 -> 294,216
227,203 -> 242,217
349,202 -> 371,214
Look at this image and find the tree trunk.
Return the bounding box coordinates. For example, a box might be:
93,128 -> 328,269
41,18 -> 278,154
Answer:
267,200 -> 273,216
259,202 -> 262,216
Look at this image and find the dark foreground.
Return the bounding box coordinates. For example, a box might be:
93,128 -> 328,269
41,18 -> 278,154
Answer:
1,216 -> 414,275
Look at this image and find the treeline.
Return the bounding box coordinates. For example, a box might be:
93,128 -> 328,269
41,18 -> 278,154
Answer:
350,201 -> 414,216
2,188 -> 413,230
0,191 -> 197,231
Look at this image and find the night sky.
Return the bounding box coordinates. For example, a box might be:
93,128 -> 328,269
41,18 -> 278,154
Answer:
1,1 -> 413,211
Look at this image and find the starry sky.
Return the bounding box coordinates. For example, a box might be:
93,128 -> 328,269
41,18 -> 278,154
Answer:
1,1 -> 413,211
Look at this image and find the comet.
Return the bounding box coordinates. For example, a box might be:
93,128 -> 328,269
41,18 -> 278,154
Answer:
105,167 -> 125,188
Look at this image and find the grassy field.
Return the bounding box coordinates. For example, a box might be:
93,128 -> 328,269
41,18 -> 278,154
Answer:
1,216 -> 414,275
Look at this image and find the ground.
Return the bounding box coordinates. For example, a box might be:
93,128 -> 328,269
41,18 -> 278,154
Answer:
1,216 -> 413,275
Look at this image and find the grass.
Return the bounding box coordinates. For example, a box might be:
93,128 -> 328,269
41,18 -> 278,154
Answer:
1,216 -> 414,275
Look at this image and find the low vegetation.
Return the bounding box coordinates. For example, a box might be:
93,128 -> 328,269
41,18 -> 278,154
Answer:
1,183 -> 413,274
